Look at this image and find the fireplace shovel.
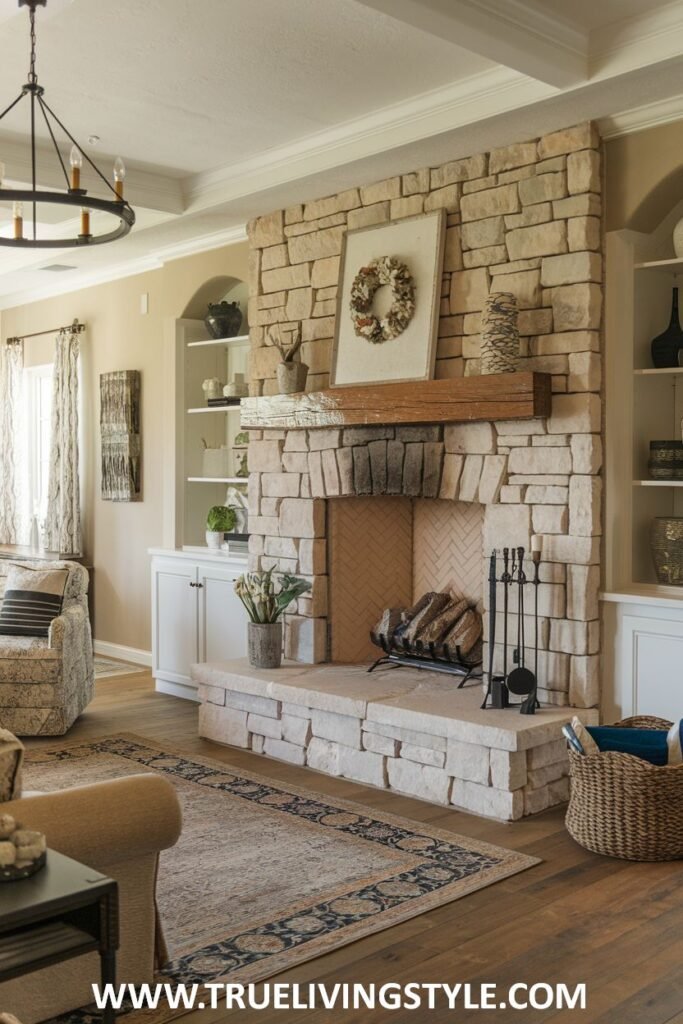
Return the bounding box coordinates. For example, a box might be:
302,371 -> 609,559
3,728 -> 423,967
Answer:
507,546 -> 536,707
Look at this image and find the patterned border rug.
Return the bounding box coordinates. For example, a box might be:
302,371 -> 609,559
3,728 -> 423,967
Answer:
24,735 -> 539,1023
94,656 -> 142,679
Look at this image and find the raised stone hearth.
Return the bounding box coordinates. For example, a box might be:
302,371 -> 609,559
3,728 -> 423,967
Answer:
195,659 -> 598,821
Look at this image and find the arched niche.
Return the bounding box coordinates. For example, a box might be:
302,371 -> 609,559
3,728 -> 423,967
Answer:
181,275 -> 249,327
627,166 -> 683,238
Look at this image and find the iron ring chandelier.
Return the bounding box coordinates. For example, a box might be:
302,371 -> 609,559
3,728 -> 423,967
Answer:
0,0 -> 135,248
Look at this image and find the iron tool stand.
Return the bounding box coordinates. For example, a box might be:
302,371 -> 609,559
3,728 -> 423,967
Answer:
481,545 -> 544,712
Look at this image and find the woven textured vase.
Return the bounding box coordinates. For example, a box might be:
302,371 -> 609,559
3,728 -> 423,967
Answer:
650,516 -> 683,586
480,292 -> 519,375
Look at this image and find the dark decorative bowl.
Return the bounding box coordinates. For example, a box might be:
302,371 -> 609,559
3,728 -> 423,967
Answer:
648,441 -> 683,480
0,849 -> 46,882
205,301 -> 243,340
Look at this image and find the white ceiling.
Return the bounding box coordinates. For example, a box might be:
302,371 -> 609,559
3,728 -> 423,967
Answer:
0,0 -> 493,174
0,0 -> 682,307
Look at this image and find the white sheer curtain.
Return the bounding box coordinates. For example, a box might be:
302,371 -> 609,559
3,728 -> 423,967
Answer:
44,328 -> 82,555
0,340 -> 24,544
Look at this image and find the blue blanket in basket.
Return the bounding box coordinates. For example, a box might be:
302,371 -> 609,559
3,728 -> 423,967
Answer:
587,721 -> 682,766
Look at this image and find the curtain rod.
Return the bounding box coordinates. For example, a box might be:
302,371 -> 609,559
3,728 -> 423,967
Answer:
5,318 -> 85,345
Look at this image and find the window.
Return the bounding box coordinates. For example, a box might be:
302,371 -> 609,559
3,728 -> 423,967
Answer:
24,364 -> 53,524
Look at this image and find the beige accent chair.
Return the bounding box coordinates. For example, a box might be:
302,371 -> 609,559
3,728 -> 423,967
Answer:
0,773 -> 183,1023
0,560 -> 94,736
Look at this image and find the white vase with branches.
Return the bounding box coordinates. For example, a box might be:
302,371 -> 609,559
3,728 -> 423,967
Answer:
271,325 -> 308,394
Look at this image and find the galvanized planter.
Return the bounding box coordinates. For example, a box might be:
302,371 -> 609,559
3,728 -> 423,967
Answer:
276,361 -> 308,395
247,622 -> 283,669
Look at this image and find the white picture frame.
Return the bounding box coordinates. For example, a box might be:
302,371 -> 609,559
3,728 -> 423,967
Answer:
331,210 -> 446,388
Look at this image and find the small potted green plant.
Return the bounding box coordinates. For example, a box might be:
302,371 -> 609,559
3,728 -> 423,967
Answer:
206,505 -> 237,550
234,567 -> 311,668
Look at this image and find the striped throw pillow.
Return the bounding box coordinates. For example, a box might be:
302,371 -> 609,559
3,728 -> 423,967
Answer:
0,564 -> 68,638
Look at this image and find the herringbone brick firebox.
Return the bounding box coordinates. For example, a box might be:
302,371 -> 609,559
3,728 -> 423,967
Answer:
328,496 -> 484,664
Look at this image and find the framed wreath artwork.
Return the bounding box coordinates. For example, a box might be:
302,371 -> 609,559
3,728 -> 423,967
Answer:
331,210 -> 446,387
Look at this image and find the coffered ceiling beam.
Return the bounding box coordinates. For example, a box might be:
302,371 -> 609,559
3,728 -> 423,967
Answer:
355,0 -> 588,89
0,137 -> 184,215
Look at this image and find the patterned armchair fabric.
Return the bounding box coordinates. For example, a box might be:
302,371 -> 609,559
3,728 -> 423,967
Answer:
0,560 -> 93,735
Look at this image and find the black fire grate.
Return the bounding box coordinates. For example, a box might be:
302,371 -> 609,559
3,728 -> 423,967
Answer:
367,630 -> 482,685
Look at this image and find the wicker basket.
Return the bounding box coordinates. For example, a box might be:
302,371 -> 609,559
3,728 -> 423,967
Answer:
566,716 -> 683,861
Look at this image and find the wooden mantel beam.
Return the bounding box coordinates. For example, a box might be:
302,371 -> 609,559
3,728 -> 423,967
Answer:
240,372 -> 551,431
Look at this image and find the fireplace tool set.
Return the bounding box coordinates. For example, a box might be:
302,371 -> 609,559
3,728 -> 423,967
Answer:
481,546 -> 542,715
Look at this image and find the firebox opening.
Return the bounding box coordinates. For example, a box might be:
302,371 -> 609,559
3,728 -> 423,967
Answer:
328,496 -> 484,663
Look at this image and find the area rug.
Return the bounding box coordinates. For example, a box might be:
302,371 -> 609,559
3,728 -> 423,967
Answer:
24,735 -> 539,1022
94,656 -> 142,679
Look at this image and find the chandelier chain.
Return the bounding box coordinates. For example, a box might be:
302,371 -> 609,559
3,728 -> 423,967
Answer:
0,0 -> 135,247
28,5 -> 37,85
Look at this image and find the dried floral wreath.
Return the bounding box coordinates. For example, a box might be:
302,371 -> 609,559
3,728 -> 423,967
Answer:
349,256 -> 416,343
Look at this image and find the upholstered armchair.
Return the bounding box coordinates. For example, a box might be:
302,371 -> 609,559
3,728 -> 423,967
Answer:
0,559 -> 94,735
0,774 -> 183,1023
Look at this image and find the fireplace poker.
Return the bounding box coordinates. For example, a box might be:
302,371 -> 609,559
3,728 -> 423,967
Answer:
481,549 -> 497,709
507,546 -> 536,701
490,547 -> 510,708
520,549 -> 541,715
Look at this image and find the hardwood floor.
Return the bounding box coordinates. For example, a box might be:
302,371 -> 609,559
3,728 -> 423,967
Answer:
26,672 -> 683,1023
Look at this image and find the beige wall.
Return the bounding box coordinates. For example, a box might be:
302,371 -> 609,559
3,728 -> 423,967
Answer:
605,119 -> 683,233
1,241 -> 248,653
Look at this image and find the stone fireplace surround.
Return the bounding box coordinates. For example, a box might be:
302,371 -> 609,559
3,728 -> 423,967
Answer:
247,406 -> 601,710
196,120 -> 605,821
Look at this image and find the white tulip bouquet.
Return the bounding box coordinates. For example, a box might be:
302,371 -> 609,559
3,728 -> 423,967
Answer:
234,567 -> 311,624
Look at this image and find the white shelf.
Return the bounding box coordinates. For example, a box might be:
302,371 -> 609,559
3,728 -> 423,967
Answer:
633,479 -> 683,487
187,476 -> 247,484
634,257 -> 683,273
186,335 -> 249,348
634,367 -> 683,375
601,585 -> 683,608
186,405 -> 241,414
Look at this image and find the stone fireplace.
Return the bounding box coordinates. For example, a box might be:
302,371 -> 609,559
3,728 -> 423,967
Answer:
195,120 -> 604,820
247,400 -> 600,710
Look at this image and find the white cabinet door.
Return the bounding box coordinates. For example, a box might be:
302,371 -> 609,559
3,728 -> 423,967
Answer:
152,560 -> 198,686
623,613 -> 683,720
198,564 -> 248,664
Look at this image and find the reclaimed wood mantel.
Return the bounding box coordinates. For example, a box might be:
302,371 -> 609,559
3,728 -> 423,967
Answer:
240,372 -> 551,430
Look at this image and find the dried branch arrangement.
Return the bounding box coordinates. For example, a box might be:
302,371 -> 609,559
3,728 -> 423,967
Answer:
270,324 -> 303,363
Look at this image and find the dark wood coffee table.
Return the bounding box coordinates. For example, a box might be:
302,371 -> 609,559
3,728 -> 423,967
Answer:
0,849 -> 118,1023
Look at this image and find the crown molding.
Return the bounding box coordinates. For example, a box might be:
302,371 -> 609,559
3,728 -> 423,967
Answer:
152,224 -> 247,263
185,67 -> 551,212
0,224 -> 247,311
599,93 -> 683,140
468,0 -> 586,59
590,1 -> 683,78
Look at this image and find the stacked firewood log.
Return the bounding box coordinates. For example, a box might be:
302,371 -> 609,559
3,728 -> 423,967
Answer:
372,592 -> 482,665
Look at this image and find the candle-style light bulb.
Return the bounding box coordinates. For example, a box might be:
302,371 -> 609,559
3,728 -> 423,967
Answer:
13,200 -> 23,240
113,156 -> 125,199
80,207 -> 91,237
70,145 -> 82,190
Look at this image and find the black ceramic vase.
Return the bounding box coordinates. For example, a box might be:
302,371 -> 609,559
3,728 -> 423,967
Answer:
651,288 -> 683,368
205,301 -> 243,340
